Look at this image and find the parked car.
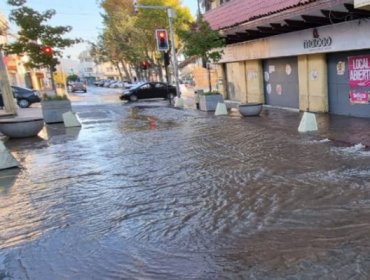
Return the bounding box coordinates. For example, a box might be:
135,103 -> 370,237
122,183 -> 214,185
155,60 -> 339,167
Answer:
103,80 -> 115,87
0,86 -> 41,108
94,80 -> 104,86
71,82 -> 87,93
119,82 -> 177,102
123,82 -> 134,89
96,80 -> 107,87
109,81 -> 123,88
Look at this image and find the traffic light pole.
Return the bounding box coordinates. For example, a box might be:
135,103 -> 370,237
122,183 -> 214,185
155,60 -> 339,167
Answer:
167,8 -> 181,99
136,5 -> 182,101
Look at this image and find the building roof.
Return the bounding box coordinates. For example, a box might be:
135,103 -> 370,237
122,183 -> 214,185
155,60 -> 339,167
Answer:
204,0 -> 318,30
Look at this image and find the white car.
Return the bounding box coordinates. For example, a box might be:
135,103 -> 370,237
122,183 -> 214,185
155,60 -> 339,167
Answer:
109,81 -> 123,88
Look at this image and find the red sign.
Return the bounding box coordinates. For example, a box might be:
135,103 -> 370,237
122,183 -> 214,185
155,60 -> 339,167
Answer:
349,91 -> 369,104
348,55 -> 370,87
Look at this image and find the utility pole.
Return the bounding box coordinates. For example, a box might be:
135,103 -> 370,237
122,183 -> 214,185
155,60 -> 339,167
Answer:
0,50 -> 17,115
167,8 -> 181,99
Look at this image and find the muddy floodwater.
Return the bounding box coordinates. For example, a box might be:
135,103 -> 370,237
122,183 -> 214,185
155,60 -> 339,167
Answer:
1,101 -> 370,279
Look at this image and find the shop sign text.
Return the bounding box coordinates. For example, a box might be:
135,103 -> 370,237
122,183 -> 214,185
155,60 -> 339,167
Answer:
348,55 -> 370,87
303,29 -> 332,50
349,91 -> 369,104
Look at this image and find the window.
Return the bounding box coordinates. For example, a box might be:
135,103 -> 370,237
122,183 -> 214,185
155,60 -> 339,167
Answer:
140,84 -> 151,89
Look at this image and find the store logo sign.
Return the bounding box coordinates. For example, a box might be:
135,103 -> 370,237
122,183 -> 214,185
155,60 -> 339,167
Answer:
303,29 -> 332,49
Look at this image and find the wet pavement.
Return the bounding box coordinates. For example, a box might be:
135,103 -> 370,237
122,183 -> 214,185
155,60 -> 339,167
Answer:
1,88 -> 370,279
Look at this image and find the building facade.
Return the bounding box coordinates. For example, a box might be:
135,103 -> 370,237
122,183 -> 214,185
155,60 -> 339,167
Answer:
78,50 -> 96,84
1,10 -> 49,91
204,0 -> 370,118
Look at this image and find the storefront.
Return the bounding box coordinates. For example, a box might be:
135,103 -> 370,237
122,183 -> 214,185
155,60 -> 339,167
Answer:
328,50 -> 370,118
218,19 -> 370,117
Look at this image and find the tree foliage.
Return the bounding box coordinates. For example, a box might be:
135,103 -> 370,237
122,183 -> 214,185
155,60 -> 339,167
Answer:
4,0 -> 80,68
98,0 -> 193,80
101,11 -> 144,65
179,15 -> 225,64
66,74 -> 79,82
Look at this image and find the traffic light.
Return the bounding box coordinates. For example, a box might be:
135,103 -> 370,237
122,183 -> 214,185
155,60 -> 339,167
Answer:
42,46 -> 53,56
133,0 -> 138,13
155,29 -> 169,52
140,60 -> 149,70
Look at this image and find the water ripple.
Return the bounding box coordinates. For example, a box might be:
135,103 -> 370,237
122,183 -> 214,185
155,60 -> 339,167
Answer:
1,104 -> 370,279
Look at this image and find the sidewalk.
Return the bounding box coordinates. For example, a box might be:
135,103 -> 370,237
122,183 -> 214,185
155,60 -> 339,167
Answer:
0,106 -> 42,119
1,99 -> 370,148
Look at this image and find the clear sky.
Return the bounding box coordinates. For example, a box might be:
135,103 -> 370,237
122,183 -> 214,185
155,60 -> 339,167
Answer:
0,0 -> 197,59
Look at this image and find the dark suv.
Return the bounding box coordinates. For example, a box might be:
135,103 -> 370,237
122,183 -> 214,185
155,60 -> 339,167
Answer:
0,86 -> 41,108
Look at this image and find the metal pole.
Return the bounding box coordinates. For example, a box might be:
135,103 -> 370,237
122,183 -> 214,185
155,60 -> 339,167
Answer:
0,50 -> 17,115
167,8 -> 181,98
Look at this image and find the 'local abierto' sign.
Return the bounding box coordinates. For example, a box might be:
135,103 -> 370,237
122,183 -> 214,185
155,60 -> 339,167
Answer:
348,55 -> 370,87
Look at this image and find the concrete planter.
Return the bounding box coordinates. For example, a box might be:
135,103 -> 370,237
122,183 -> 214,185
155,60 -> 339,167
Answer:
56,88 -> 67,96
199,94 -> 224,111
41,100 -> 72,124
238,103 -> 263,117
0,117 -> 44,138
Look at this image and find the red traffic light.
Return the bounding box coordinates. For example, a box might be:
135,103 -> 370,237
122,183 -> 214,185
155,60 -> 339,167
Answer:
140,60 -> 150,70
155,29 -> 168,52
42,46 -> 53,56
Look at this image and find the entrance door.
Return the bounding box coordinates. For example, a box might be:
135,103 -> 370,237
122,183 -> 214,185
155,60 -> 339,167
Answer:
328,50 -> 370,118
263,57 -> 299,109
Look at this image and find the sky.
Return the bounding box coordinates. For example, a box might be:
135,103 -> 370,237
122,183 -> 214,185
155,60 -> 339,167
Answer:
0,0 -> 197,60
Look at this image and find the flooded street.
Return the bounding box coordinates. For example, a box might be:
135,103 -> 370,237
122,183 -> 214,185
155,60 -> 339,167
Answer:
1,88 -> 370,279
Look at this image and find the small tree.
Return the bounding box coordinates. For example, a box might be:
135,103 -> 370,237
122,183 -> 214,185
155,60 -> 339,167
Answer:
4,0 -> 80,91
66,74 -> 79,83
179,15 -> 225,92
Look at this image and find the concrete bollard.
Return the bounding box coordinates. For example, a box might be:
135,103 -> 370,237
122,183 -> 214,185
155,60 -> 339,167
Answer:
215,102 -> 228,116
63,111 -> 81,128
174,97 -> 184,108
298,112 -> 318,132
0,142 -> 19,170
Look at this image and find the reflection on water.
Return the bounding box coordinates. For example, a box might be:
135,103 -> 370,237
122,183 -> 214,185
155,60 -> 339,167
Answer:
0,168 -> 19,195
1,105 -> 370,279
39,123 -> 81,142
119,107 -> 179,131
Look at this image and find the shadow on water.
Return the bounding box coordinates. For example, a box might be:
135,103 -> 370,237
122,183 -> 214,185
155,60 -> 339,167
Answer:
0,168 -> 20,195
4,124 -> 81,152
315,113 -> 370,148
4,135 -> 47,151
39,124 -> 81,144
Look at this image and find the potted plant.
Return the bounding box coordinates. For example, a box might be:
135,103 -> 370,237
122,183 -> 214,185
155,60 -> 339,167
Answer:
238,103 -> 263,117
41,93 -> 72,124
199,91 -> 224,111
